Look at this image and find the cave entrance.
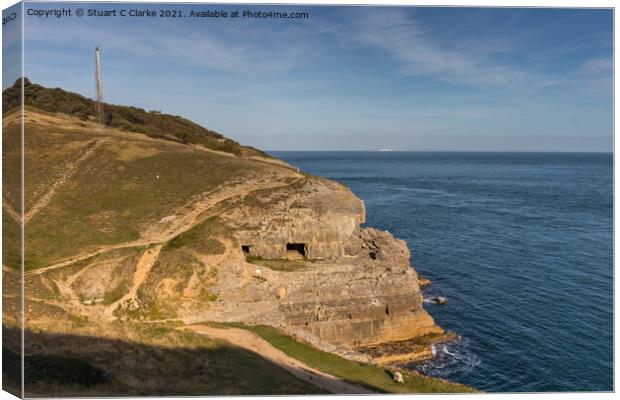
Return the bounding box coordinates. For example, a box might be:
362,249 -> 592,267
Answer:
286,243 -> 307,259
241,245 -> 251,254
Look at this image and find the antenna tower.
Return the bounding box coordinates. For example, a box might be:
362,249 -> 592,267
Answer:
94,47 -> 104,125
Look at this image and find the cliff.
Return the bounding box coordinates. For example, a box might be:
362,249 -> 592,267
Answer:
3,81 -> 455,394
201,179 -> 446,355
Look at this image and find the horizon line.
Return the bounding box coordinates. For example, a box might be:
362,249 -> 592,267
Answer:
266,149 -> 613,154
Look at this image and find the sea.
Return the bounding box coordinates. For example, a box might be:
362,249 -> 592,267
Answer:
271,151 -> 613,393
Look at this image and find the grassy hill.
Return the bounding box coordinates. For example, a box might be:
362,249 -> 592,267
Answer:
1,79 -> 294,270
2,78 -> 268,158
2,80 -> 474,396
1,106 -> 294,270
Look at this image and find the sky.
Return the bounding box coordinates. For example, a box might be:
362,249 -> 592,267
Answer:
6,3 -> 614,151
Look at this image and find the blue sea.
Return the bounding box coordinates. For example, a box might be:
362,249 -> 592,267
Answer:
271,151 -> 613,393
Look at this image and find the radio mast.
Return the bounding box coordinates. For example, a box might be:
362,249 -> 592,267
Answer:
94,47 -> 104,125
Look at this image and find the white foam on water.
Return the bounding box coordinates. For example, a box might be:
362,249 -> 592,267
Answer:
406,336 -> 481,377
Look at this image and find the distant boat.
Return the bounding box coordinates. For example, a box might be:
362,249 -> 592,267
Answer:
378,148 -> 395,152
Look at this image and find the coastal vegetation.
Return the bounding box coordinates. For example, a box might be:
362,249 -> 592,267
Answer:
245,255 -> 314,272
2,322 -> 325,396
3,106 -> 270,270
3,78 -> 268,157
214,323 -> 475,393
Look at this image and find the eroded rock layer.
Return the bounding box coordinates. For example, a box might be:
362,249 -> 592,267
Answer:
202,180 -> 446,355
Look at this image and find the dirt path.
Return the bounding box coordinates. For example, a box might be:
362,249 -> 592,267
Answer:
2,265 -> 20,275
140,176 -> 301,243
3,203 -> 21,224
52,277 -> 77,302
183,324 -> 375,395
104,244 -> 162,317
24,139 -> 108,224
25,177 -> 302,278
24,242 -> 145,277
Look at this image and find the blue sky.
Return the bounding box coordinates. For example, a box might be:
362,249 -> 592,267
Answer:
10,3 -> 614,151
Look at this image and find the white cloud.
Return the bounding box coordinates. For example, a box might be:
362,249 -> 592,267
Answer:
345,9 -> 543,88
579,57 -> 612,75
24,18 -> 304,74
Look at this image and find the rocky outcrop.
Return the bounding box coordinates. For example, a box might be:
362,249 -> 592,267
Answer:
276,228 -> 443,348
232,178 -> 365,260
191,178 -> 448,362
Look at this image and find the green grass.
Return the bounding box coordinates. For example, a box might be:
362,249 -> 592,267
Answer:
199,288 -> 218,302
117,249 -> 202,320
24,276 -> 61,301
240,178 -> 308,209
246,256 -> 312,272
2,189 -> 23,270
220,323 -> 475,394
26,354 -> 107,386
4,79 -> 270,158
3,348 -> 108,388
165,217 -> 228,254
6,321 -> 326,396
21,127 -> 261,269
103,284 -> 128,305
6,83 -> 285,270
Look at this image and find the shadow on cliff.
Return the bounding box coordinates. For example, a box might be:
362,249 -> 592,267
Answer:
2,325 -> 332,397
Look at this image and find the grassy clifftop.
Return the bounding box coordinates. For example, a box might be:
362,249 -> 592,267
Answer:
2,78 -> 268,158
3,81 -> 474,395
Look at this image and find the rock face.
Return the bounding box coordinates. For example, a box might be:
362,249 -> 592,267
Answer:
200,177 -> 446,356
276,228 -> 442,348
234,178 -> 366,260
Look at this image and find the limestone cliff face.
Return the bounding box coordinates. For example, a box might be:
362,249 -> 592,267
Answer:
200,176 -> 445,355
276,228 -> 443,348
233,178 -> 366,259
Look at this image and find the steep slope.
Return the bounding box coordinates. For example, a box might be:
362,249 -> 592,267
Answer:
2,104 -> 294,270
3,78 -> 269,157
3,81 -> 458,395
